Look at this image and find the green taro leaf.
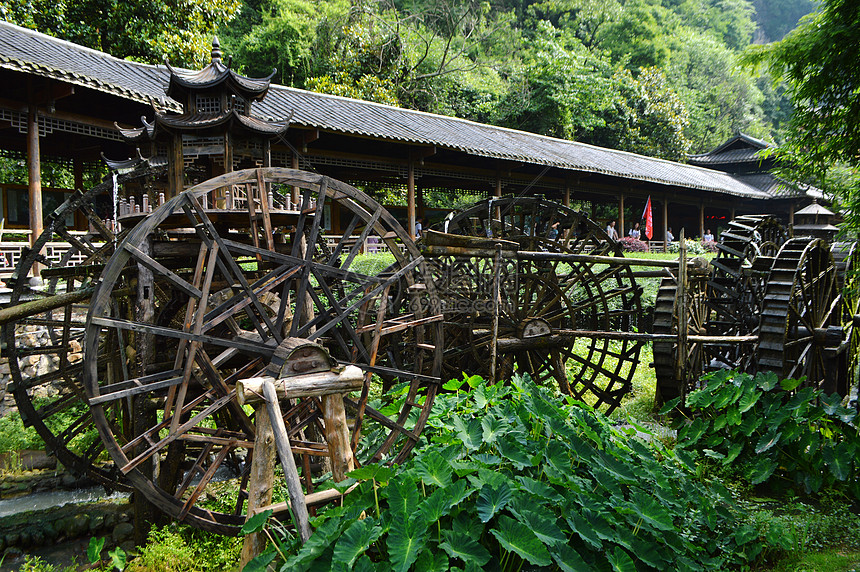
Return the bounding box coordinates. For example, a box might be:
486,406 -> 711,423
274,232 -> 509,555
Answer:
738,413 -> 762,436
658,396 -> 682,415
414,449 -> 453,488
241,509 -> 273,535
723,442 -> 743,465
452,510 -> 484,541
756,371 -> 780,391
490,515 -> 552,567
443,378 -> 465,391
823,442 -> 852,481
627,490 -> 675,532
108,547 -> 127,571
607,546 -> 636,572
726,405 -> 742,426
419,480 -> 470,524
747,456 -> 779,485
244,551 -> 276,572
282,517 -> 348,571
549,543 -> 592,571
87,536 -> 105,564
388,515 -> 429,572
516,476 -> 564,503
415,549 -> 449,572
440,529 -> 492,566
679,418 -> 708,444
734,524 -> 758,545
453,415 -> 483,451
737,388 -> 760,413
496,435 -> 534,469
332,518 -> 384,571
755,429 -> 782,454
510,505 -> 567,547
481,414 -> 506,444
780,376 -> 804,391
387,475 -> 420,526
476,482 -> 512,523
347,464 -> 394,484
353,555 -> 378,572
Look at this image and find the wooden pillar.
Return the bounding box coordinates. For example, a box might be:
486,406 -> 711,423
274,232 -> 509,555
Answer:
730,206 -> 736,221
263,139 -> 271,168
788,202 -> 795,227
27,103 -> 43,269
239,405 -> 276,568
291,152 -> 299,205
408,159 -> 416,238
563,183 -> 570,207
699,203 -> 705,239
417,184 -> 425,221
618,194 -> 625,236
663,197 -> 669,252
169,134 -> 184,198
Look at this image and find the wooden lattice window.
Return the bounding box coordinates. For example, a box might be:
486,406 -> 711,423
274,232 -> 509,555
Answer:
195,95 -> 221,114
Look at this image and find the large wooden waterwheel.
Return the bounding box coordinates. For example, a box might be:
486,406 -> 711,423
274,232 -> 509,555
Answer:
82,168 -> 443,534
429,197 -> 643,412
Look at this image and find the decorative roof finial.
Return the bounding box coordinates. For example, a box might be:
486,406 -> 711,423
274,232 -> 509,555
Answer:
211,37 -> 222,63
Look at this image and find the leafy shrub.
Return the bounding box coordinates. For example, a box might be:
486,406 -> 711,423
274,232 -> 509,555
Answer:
618,236 -> 649,251
125,523 -> 241,572
260,375 -> 762,570
668,238 -> 714,255
672,370 -> 860,498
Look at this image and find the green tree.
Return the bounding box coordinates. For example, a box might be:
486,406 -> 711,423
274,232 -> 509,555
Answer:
1,0 -> 241,66
745,0 -> 860,229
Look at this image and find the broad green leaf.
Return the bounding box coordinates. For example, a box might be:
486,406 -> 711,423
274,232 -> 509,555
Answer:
452,415 -> 483,451
516,476 -> 564,503
565,510 -> 602,549
658,396 -> 681,415
241,509 -> 273,535
452,510 -> 484,540
734,524 -> 758,545
627,490 -> 675,532
780,376 -> 804,391
419,480 -> 470,524
414,449 -> 453,488
347,464 -> 394,484
631,536 -> 670,569
755,429 -> 781,454
443,378 -> 464,391
244,551 -> 276,572
823,442 -> 852,481
353,555 -> 378,572
87,537 -> 105,564
466,374 -> 483,388
496,435 -> 533,469
473,385 -> 489,409
756,371 -> 779,391
747,456 -> 778,485
509,503 -> 567,547
723,442 -> 743,465
388,516 -> 429,572
332,518 -> 383,571
607,546 -> 636,572
490,515 -> 552,566
481,415 -> 506,444
712,414 -> 727,431
282,517 -> 348,571
678,418 -> 707,444
386,475 -> 420,526
726,405 -> 742,426
415,549 -> 449,572
440,529 -> 492,566
549,543 -> 591,571
738,413 -> 762,436
476,482 -> 512,523
108,547 -> 127,571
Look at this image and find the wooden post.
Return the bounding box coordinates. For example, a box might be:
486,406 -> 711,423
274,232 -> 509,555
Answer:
675,229 -> 687,384
699,203 -> 705,240
169,134 -> 184,198
291,152 -> 300,206
408,159 -> 416,238
490,244 -> 502,382
27,102 -> 43,276
618,194 -> 625,237
262,379 -> 311,542
239,406 -> 276,569
321,395 -> 354,481
563,183 -> 570,208
663,197 -> 669,252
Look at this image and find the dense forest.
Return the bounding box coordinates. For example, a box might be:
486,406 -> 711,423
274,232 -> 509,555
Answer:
2,0 -> 815,160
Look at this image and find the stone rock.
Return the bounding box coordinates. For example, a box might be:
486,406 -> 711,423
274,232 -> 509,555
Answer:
69,513 -> 90,537
60,473 -> 77,487
68,353 -> 83,364
5,533 -> 19,547
89,513 -> 105,533
0,363 -> 10,374
69,339 -> 82,353
112,522 -> 134,543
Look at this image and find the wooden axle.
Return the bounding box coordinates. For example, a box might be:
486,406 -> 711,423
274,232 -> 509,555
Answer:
494,331 -> 759,351
236,365 -> 365,405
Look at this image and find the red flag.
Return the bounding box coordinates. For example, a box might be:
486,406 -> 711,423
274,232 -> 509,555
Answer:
642,196 -> 653,240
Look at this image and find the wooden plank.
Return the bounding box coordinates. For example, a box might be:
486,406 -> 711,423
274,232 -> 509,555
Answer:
124,243 -> 203,299
88,370 -> 184,405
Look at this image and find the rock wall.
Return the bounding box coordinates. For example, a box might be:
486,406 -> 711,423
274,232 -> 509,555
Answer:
0,324 -> 84,418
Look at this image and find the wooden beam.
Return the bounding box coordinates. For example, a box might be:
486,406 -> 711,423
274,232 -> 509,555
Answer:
408,159 -> 416,239
618,193 -> 625,236
26,95 -> 43,276
663,196 -> 669,252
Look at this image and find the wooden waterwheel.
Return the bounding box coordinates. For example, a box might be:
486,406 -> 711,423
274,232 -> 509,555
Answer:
829,241 -> 860,400
429,197 -> 643,413
2,166 -> 165,491
756,237 -> 841,389
82,168 -> 443,534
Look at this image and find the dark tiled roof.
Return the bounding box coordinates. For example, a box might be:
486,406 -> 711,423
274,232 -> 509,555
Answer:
0,22 -> 775,200
688,148 -> 767,166
734,173 -> 823,200
165,60 -> 273,101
